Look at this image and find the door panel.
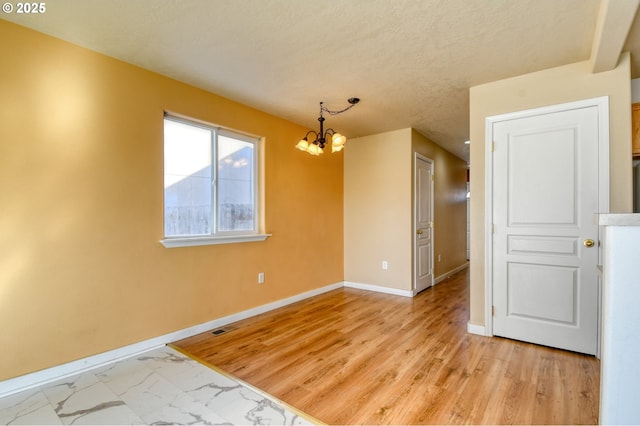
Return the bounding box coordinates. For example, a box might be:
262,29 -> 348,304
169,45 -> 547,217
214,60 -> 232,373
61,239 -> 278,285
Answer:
417,242 -> 432,282
492,105 -> 600,355
507,263 -> 577,323
508,129 -> 577,225
508,235 -> 578,256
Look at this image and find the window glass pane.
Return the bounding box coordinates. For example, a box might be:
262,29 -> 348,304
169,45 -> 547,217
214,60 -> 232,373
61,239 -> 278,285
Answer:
164,119 -> 212,236
217,134 -> 255,232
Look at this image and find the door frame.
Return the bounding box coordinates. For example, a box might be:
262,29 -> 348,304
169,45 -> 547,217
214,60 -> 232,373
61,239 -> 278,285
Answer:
414,153 -> 435,294
484,96 -> 610,337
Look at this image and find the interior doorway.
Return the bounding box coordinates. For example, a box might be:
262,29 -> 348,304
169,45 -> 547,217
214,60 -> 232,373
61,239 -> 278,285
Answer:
485,97 -> 609,355
414,153 -> 434,293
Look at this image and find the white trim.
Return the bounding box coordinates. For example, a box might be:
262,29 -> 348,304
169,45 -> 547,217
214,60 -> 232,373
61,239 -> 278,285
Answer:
344,281 -> 414,298
0,343 -> 166,399
484,114 -> 495,337
0,281 -> 342,398
467,322 -> 487,336
484,96 -> 610,339
434,262 -> 469,285
160,234 -> 271,248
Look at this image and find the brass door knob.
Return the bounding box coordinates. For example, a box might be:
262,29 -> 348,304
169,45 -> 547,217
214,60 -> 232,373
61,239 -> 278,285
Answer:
583,239 -> 595,248
416,229 -> 423,235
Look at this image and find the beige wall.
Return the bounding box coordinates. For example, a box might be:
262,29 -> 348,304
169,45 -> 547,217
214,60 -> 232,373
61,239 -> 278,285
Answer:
469,54 -> 633,327
0,21 -> 344,380
344,129 -> 413,289
344,128 -> 467,291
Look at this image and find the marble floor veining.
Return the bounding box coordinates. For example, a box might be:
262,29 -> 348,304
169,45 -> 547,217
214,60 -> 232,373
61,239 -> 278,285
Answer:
0,346 -> 317,425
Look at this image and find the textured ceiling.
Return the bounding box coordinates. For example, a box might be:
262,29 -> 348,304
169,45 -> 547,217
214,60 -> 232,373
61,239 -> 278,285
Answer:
3,0 -> 638,161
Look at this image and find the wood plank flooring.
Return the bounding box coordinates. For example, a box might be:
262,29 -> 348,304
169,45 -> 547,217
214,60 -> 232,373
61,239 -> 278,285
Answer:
174,269 -> 600,425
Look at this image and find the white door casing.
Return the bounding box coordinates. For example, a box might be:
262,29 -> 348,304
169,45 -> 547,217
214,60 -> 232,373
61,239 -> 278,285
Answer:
485,97 -> 609,355
414,154 -> 434,294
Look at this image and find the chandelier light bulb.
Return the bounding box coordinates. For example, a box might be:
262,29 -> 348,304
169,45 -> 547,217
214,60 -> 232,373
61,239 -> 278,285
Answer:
296,139 -> 309,151
307,144 -> 322,155
332,133 -> 346,147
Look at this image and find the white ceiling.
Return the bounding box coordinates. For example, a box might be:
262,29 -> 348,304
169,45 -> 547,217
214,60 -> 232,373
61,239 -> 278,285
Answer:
4,0 -> 640,161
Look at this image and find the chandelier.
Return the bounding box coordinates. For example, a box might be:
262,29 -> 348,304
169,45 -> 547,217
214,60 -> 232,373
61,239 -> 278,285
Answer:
295,98 -> 360,155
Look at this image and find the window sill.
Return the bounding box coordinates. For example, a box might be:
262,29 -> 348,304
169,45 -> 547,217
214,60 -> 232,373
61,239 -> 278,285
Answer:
160,234 -> 271,248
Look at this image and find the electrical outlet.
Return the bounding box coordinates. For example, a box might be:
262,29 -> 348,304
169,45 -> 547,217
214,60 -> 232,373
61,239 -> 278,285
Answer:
382,261 -> 388,270
258,272 -> 265,284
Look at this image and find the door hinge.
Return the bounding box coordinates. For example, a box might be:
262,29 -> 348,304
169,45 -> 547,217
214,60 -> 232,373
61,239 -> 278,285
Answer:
491,142 -> 495,152
429,221 -> 434,228
492,306 -> 495,316
492,224 -> 495,234
431,173 -> 435,181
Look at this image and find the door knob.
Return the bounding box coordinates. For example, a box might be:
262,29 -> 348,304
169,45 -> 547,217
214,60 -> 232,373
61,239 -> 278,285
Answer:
416,229 -> 423,235
583,239 -> 595,248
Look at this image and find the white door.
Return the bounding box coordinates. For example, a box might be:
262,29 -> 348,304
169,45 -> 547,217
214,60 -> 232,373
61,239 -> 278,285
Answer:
489,99 -> 608,355
414,154 -> 434,293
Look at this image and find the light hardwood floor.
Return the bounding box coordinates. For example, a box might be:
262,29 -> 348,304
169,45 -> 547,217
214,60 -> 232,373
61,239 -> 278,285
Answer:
174,269 -> 600,425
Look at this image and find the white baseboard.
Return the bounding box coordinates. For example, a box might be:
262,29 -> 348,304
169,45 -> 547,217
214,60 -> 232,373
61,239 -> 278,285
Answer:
467,322 -> 487,336
435,262 -> 469,285
0,341 -> 168,399
343,281 -> 414,298
0,281 -> 344,399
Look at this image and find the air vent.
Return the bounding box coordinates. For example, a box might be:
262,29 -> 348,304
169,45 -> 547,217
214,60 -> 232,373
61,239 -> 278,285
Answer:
210,329 -> 227,336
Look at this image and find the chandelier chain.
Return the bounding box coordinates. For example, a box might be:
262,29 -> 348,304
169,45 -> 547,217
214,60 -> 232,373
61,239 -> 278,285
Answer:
321,102 -> 357,116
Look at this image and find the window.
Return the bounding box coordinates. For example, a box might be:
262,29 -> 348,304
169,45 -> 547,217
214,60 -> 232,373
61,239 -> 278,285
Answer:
161,114 -> 268,247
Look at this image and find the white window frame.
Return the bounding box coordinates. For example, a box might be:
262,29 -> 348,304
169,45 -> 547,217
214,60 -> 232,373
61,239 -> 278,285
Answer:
161,114 -> 270,248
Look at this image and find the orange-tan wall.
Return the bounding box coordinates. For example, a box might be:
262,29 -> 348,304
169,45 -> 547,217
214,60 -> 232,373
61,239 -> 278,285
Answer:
0,20 -> 344,381
469,53 -> 633,327
344,129 -> 467,291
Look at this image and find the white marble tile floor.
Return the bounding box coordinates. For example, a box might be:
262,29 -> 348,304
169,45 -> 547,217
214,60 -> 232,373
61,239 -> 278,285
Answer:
0,346 -> 317,425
